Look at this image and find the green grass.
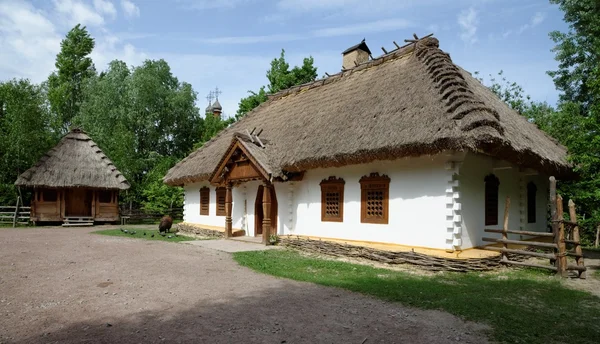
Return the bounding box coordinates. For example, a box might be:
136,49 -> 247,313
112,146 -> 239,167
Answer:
233,250 -> 600,344
93,228 -> 197,242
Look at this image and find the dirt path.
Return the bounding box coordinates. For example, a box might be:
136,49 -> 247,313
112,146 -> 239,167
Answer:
0,227 -> 489,344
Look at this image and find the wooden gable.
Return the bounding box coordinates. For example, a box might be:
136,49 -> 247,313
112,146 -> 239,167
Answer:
210,141 -> 269,184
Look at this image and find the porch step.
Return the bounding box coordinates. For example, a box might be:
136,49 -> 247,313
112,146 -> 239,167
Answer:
63,216 -> 94,227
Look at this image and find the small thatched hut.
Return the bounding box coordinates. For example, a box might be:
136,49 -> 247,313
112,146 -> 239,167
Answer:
164,35 -> 571,251
15,128 -> 129,225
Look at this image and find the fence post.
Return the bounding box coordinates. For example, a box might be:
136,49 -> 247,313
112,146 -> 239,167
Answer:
12,196 -> 21,228
568,199 -> 586,279
556,195 -> 568,277
549,177 -> 558,266
501,197 -> 510,262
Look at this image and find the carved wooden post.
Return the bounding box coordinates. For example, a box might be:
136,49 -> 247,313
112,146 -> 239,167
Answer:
501,197 -> 510,262
556,195 -> 568,277
262,183 -> 272,245
568,199 -> 586,279
549,176 -> 558,267
225,183 -> 233,238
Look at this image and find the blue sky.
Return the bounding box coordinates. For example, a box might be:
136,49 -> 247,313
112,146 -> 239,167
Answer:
0,0 -> 568,118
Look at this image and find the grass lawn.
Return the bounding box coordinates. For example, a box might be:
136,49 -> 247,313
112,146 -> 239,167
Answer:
234,250 -> 600,344
93,228 -> 197,242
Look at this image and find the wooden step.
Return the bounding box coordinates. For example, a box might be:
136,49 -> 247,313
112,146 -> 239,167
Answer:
63,216 -> 94,227
62,222 -> 94,227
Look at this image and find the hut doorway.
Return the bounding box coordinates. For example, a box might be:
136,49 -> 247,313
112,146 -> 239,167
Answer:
65,189 -> 93,217
254,185 -> 277,237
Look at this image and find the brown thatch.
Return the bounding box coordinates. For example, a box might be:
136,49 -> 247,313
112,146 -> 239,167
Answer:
15,128 -> 130,190
164,36 -> 570,186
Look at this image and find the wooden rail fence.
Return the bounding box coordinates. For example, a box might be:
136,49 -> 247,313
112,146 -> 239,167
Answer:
0,197 -> 31,227
482,177 -> 586,278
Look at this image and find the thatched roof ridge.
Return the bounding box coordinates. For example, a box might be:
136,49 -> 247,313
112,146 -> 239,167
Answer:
164,36 -> 570,186
15,128 -> 130,190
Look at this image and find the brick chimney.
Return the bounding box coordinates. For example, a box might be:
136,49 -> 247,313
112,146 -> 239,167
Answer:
342,39 -> 371,70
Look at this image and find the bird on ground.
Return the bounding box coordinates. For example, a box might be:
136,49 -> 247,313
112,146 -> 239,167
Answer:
143,232 -> 146,236
123,230 -> 128,233
120,228 -> 124,232
167,235 -> 173,239
151,234 -> 155,238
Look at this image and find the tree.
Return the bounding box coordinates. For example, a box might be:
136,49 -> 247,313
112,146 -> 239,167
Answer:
75,59 -> 203,209
48,24 -> 95,133
236,50 -> 317,119
0,79 -> 56,204
548,0 -> 600,109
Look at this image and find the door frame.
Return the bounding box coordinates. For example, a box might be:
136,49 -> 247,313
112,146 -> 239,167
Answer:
254,185 -> 278,236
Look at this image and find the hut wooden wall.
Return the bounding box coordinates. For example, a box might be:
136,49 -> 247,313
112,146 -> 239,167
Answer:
31,189 -> 62,222
31,188 -> 120,223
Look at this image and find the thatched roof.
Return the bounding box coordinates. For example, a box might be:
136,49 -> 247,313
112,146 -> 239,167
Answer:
164,36 -> 570,186
15,129 -> 130,190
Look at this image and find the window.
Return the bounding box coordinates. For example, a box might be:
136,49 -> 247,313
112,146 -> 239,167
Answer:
359,173 -> 390,224
320,177 -> 345,222
200,187 -> 210,215
41,189 -> 57,202
527,182 -> 537,223
98,190 -> 112,203
216,187 -> 226,216
484,174 -> 500,226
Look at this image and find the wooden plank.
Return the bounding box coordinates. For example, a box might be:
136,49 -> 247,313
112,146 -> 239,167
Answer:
564,239 -> 580,245
482,237 -> 558,249
483,246 -> 555,259
501,259 -> 558,271
566,264 -> 587,272
501,197 -> 510,262
484,228 -> 554,237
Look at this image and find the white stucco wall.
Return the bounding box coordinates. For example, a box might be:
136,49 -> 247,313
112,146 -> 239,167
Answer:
459,153 -> 550,249
289,157 -> 450,249
181,152 -> 550,251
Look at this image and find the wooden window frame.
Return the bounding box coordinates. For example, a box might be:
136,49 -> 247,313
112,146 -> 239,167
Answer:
359,173 -> 390,224
200,187 -> 210,216
98,190 -> 113,204
527,182 -> 537,223
484,174 -> 500,226
215,187 -> 226,216
41,189 -> 58,203
320,176 -> 345,222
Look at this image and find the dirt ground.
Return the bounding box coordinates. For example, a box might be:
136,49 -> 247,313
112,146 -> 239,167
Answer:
0,226 -> 490,344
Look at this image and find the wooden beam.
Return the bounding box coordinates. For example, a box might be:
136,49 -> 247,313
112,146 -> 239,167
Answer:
501,197 -> 510,262
484,228 -> 554,237
549,176 -> 558,267
225,183 -> 233,238
262,183 -> 271,245
482,237 -> 558,249
556,195 -> 568,277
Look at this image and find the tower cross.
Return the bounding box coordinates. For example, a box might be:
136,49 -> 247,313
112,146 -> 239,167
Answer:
213,87 -> 222,100
206,91 -> 214,105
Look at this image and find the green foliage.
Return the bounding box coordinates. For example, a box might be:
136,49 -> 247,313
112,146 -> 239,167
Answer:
234,250 -> 600,344
0,79 -> 56,204
93,228 -> 198,242
235,50 -> 317,119
74,59 -> 203,208
47,24 -> 96,133
548,0 -> 600,108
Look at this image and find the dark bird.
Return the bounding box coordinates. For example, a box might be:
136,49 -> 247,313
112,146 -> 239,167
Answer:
151,234 -> 155,238
132,231 -> 137,235
143,232 -> 146,236
123,230 -> 128,233
158,215 -> 173,234
120,228 -> 124,232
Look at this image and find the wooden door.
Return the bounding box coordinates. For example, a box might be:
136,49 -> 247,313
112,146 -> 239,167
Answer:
254,185 -> 278,236
65,189 -> 93,216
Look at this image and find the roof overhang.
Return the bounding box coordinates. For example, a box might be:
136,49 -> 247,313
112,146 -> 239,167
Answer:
209,137 -> 271,185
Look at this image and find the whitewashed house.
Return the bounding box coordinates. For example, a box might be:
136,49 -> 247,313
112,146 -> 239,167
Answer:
164,36 -> 570,251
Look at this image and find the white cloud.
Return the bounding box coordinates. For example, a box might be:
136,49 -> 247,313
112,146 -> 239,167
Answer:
94,0 -> 117,18
457,7 -> 478,44
176,0 -> 250,10
121,0 -> 140,18
53,0 -> 105,27
531,11 -> 545,26
502,11 -> 546,38
0,1 -> 61,82
197,18 -> 411,44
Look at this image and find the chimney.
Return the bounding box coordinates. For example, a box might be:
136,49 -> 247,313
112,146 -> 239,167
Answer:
342,39 -> 371,70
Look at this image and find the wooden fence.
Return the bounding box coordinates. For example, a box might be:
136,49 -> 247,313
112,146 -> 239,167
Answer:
0,197 -> 30,227
119,208 -> 183,225
482,177 -> 586,278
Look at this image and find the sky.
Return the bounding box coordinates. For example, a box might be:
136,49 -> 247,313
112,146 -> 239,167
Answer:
0,0 -> 569,118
